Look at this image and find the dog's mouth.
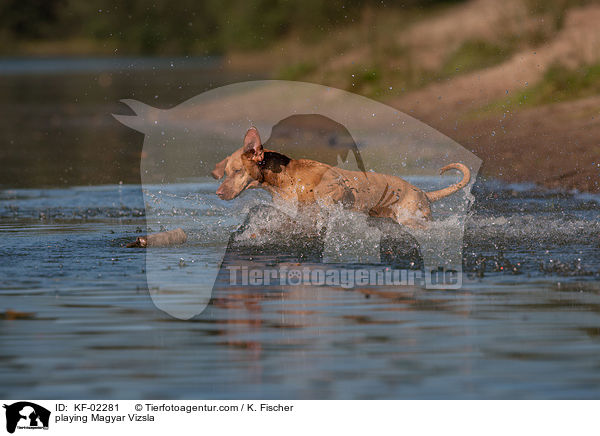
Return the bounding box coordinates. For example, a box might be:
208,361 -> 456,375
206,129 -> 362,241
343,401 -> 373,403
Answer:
216,190 -> 236,200
216,179 -> 259,200
216,185 -> 245,200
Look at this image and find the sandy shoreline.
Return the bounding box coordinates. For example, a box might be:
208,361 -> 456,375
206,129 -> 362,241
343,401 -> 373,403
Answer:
220,0 -> 600,193
390,92 -> 600,193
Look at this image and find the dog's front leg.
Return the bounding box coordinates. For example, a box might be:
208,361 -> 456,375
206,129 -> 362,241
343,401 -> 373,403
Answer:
320,206 -> 382,264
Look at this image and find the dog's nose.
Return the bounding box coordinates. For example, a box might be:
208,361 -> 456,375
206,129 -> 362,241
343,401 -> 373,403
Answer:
216,186 -> 225,198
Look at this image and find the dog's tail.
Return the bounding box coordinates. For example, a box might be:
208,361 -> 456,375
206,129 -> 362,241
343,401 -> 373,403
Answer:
426,163 -> 471,202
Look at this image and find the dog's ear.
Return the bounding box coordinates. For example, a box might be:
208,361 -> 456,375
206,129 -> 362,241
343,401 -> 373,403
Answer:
211,157 -> 228,179
243,127 -> 264,163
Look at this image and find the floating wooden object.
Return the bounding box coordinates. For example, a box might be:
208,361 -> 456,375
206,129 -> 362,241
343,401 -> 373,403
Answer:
126,228 -> 187,248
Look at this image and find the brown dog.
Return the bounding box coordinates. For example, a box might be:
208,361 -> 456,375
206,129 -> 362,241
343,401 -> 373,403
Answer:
212,127 -> 470,228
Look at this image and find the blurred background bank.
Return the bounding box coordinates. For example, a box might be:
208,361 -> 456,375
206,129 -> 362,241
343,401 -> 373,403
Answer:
0,0 -> 598,191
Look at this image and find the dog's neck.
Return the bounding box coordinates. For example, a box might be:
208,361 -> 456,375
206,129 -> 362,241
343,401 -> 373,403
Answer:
256,151 -> 293,187
252,150 -> 335,204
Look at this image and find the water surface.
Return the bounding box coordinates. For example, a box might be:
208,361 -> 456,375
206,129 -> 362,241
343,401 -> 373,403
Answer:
1,181 -> 599,399
1,58 -> 599,399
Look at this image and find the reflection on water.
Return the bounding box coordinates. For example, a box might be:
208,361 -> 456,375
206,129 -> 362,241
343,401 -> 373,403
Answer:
0,57 -> 260,188
1,182 -> 599,399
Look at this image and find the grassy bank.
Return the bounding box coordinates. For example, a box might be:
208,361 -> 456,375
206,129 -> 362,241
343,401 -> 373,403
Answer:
469,62 -> 600,119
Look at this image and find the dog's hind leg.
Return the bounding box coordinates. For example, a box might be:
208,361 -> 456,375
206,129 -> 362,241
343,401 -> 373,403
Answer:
393,202 -> 431,230
396,217 -> 428,230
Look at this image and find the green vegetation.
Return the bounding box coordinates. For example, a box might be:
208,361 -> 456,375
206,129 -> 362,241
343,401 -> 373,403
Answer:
525,63 -> 600,104
526,0 -> 595,30
3,0 -> 598,114
340,39 -> 518,99
348,66 -> 383,93
0,0 -> 468,56
277,62 -> 317,81
516,63 -> 600,106
474,62 -> 600,116
440,39 -> 516,78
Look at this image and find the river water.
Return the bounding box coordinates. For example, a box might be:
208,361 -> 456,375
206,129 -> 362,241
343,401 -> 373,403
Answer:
1,59 -> 599,399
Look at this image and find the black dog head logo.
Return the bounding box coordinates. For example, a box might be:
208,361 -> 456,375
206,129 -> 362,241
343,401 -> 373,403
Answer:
3,402 -> 50,434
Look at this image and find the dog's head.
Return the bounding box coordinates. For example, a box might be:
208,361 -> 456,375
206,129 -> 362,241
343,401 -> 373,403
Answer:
212,127 -> 264,200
